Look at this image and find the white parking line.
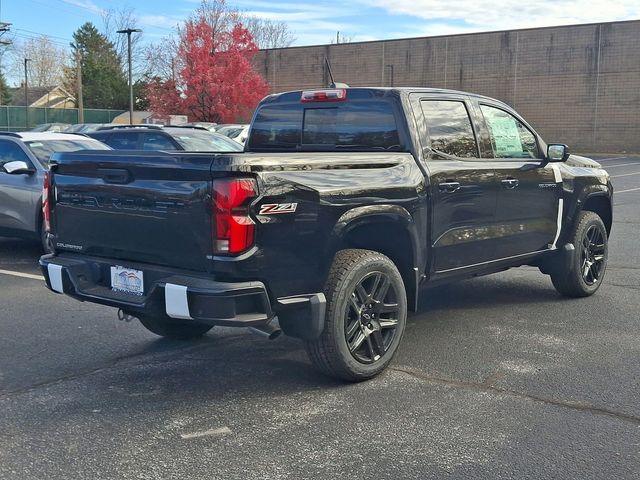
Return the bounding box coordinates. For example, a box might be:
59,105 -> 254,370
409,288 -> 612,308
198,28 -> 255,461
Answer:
180,426 -> 232,440
0,269 -> 44,281
604,163 -> 640,168
595,156 -> 628,162
615,187 -> 640,194
611,171 -> 640,178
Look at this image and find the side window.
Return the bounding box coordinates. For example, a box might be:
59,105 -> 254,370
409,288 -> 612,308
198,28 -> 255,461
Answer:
142,133 -> 176,151
105,132 -> 139,150
0,140 -> 31,169
420,100 -> 478,158
480,105 -> 541,159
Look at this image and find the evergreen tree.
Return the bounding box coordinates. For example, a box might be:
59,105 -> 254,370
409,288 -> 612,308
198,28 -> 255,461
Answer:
70,23 -> 128,109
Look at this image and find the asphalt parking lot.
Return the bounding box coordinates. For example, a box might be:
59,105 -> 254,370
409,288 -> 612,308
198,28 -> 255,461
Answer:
1,155 -> 639,479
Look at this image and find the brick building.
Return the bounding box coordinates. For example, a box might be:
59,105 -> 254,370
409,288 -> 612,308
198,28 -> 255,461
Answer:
254,20 -> 640,153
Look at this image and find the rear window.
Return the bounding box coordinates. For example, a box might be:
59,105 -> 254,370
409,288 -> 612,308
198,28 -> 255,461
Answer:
167,130 -> 243,152
248,100 -> 403,152
25,138 -> 110,166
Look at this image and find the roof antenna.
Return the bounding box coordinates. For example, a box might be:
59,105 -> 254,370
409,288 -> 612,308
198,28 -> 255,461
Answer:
324,57 -> 349,89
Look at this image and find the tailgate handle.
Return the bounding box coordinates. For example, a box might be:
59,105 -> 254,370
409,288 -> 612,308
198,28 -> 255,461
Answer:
98,168 -> 131,184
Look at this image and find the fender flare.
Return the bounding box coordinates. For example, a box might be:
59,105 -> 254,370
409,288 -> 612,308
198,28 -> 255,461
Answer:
568,187 -> 613,238
326,204 -> 423,310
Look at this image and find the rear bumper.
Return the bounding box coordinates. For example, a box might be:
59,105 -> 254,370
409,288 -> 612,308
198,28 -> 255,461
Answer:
39,254 -> 273,327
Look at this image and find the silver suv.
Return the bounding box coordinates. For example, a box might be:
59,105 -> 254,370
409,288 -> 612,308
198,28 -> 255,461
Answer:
0,132 -> 109,251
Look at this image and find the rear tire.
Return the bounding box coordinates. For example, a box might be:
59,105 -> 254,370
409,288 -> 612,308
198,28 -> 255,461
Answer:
138,315 -> 213,339
305,249 -> 407,382
550,211 -> 608,297
40,220 -> 53,254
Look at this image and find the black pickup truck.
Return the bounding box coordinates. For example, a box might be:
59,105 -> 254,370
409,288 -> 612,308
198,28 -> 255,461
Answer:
40,87 -> 612,381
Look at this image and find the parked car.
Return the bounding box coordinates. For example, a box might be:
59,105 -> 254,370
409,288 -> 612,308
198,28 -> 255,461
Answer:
87,126 -> 243,152
64,123 -> 108,134
231,125 -> 250,145
0,132 -> 109,251
215,124 -> 245,138
178,122 -> 218,131
40,87 -> 612,382
31,123 -> 71,133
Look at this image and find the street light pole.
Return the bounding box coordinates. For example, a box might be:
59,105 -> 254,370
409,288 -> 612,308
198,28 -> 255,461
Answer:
117,28 -> 142,125
24,58 -> 30,129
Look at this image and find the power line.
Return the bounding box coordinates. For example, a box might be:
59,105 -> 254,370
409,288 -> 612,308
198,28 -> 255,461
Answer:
11,32 -> 70,49
14,28 -> 72,43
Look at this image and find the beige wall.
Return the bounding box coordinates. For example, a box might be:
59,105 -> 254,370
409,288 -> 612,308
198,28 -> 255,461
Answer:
254,20 -> 640,153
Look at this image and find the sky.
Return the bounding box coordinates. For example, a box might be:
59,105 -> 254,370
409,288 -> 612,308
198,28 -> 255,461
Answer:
1,0 -> 639,70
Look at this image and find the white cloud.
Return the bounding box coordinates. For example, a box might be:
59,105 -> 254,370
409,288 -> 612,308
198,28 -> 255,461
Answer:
361,0 -> 640,31
61,0 -> 104,15
137,15 -> 183,29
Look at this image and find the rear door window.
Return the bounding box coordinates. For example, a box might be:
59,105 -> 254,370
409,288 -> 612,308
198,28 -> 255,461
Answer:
142,133 -> 177,151
479,105 -> 541,159
105,132 -> 140,150
249,100 -> 402,151
420,100 -> 478,158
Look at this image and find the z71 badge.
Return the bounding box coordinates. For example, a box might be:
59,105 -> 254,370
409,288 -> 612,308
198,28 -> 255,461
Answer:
259,203 -> 298,215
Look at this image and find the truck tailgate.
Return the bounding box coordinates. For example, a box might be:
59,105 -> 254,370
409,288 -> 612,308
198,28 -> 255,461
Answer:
50,151 -> 214,272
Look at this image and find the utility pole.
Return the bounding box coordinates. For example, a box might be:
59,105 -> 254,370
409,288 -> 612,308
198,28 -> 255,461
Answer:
24,58 -> 30,129
75,50 -> 83,123
0,21 -> 13,107
117,28 -> 142,125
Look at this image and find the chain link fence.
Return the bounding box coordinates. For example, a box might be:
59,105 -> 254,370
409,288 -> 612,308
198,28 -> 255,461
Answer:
0,106 -> 125,131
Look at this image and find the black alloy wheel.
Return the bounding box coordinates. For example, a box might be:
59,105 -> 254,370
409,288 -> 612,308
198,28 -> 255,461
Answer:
345,271 -> 401,364
580,224 -> 606,286
305,249 -> 407,382
550,211 -> 608,297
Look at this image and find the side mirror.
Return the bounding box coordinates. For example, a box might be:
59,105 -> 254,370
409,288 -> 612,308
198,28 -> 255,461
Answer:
2,160 -> 35,175
546,144 -> 570,162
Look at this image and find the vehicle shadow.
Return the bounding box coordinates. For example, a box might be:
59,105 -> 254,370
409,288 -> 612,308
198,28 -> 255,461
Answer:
100,272 -> 565,396
416,271 -> 566,315
0,237 -> 42,271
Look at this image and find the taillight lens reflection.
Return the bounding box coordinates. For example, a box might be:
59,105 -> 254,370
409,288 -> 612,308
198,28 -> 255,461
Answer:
42,172 -> 51,233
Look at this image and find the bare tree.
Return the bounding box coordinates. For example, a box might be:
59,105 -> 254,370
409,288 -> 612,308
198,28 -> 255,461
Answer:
243,17 -> 296,49
10,36 -> 68,87
101,6 -> 145,77
142,35 -> 180,81
143,0 -> 296,80
331,31 -> 354,44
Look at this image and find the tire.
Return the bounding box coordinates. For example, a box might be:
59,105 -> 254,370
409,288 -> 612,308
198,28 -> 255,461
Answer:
305,249 -> 407,382
138,315 -> 213,339
40,220 -> 54,254
551,211 -> 608,297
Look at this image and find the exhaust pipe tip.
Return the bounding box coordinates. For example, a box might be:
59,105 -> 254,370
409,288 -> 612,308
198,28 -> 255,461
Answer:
248,318 -> 282,340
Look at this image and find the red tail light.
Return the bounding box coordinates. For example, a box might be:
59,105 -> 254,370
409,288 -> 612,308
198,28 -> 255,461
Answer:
42,172 -> 51,233
212,178 -> 257,255
301,89 -> 347,103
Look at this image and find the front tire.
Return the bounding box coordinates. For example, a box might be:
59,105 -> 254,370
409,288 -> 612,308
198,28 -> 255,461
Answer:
138,315 -> 213,339
305,249 -> 407,382
550,211 -> 608,297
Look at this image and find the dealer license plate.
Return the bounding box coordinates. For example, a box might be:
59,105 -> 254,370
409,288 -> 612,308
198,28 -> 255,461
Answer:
110,266 -> 144,296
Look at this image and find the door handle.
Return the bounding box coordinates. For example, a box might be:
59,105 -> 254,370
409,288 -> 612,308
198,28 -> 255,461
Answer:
439,181 -> 461,193
501,178 -> 519,189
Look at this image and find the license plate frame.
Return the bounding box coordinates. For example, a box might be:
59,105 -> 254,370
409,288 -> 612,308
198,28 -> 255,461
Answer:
110,265 -> 144,296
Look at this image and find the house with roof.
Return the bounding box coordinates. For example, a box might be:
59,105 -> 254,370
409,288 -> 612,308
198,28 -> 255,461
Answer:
8,84 -> 76,108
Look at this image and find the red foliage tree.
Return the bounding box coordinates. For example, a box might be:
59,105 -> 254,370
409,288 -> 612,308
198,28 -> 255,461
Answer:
146,17 -> 269,123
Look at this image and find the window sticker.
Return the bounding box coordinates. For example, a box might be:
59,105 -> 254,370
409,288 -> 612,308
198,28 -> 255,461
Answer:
487,117 -> 522,157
